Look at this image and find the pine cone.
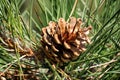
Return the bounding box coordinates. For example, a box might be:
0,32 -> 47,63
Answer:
39,17 -> 91,66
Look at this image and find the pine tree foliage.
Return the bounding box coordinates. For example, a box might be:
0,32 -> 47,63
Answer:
0,0 -> 120,80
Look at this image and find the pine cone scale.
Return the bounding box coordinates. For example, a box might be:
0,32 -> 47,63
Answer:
53,34 -> 61,44
63,41 -> 71,49
69,17 -> 77,33
63,51 -> 71,58
51,45 -> 59,52
58,18 -> 66,37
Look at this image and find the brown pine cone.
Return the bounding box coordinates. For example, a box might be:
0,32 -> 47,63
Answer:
39,17 -> 91,66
